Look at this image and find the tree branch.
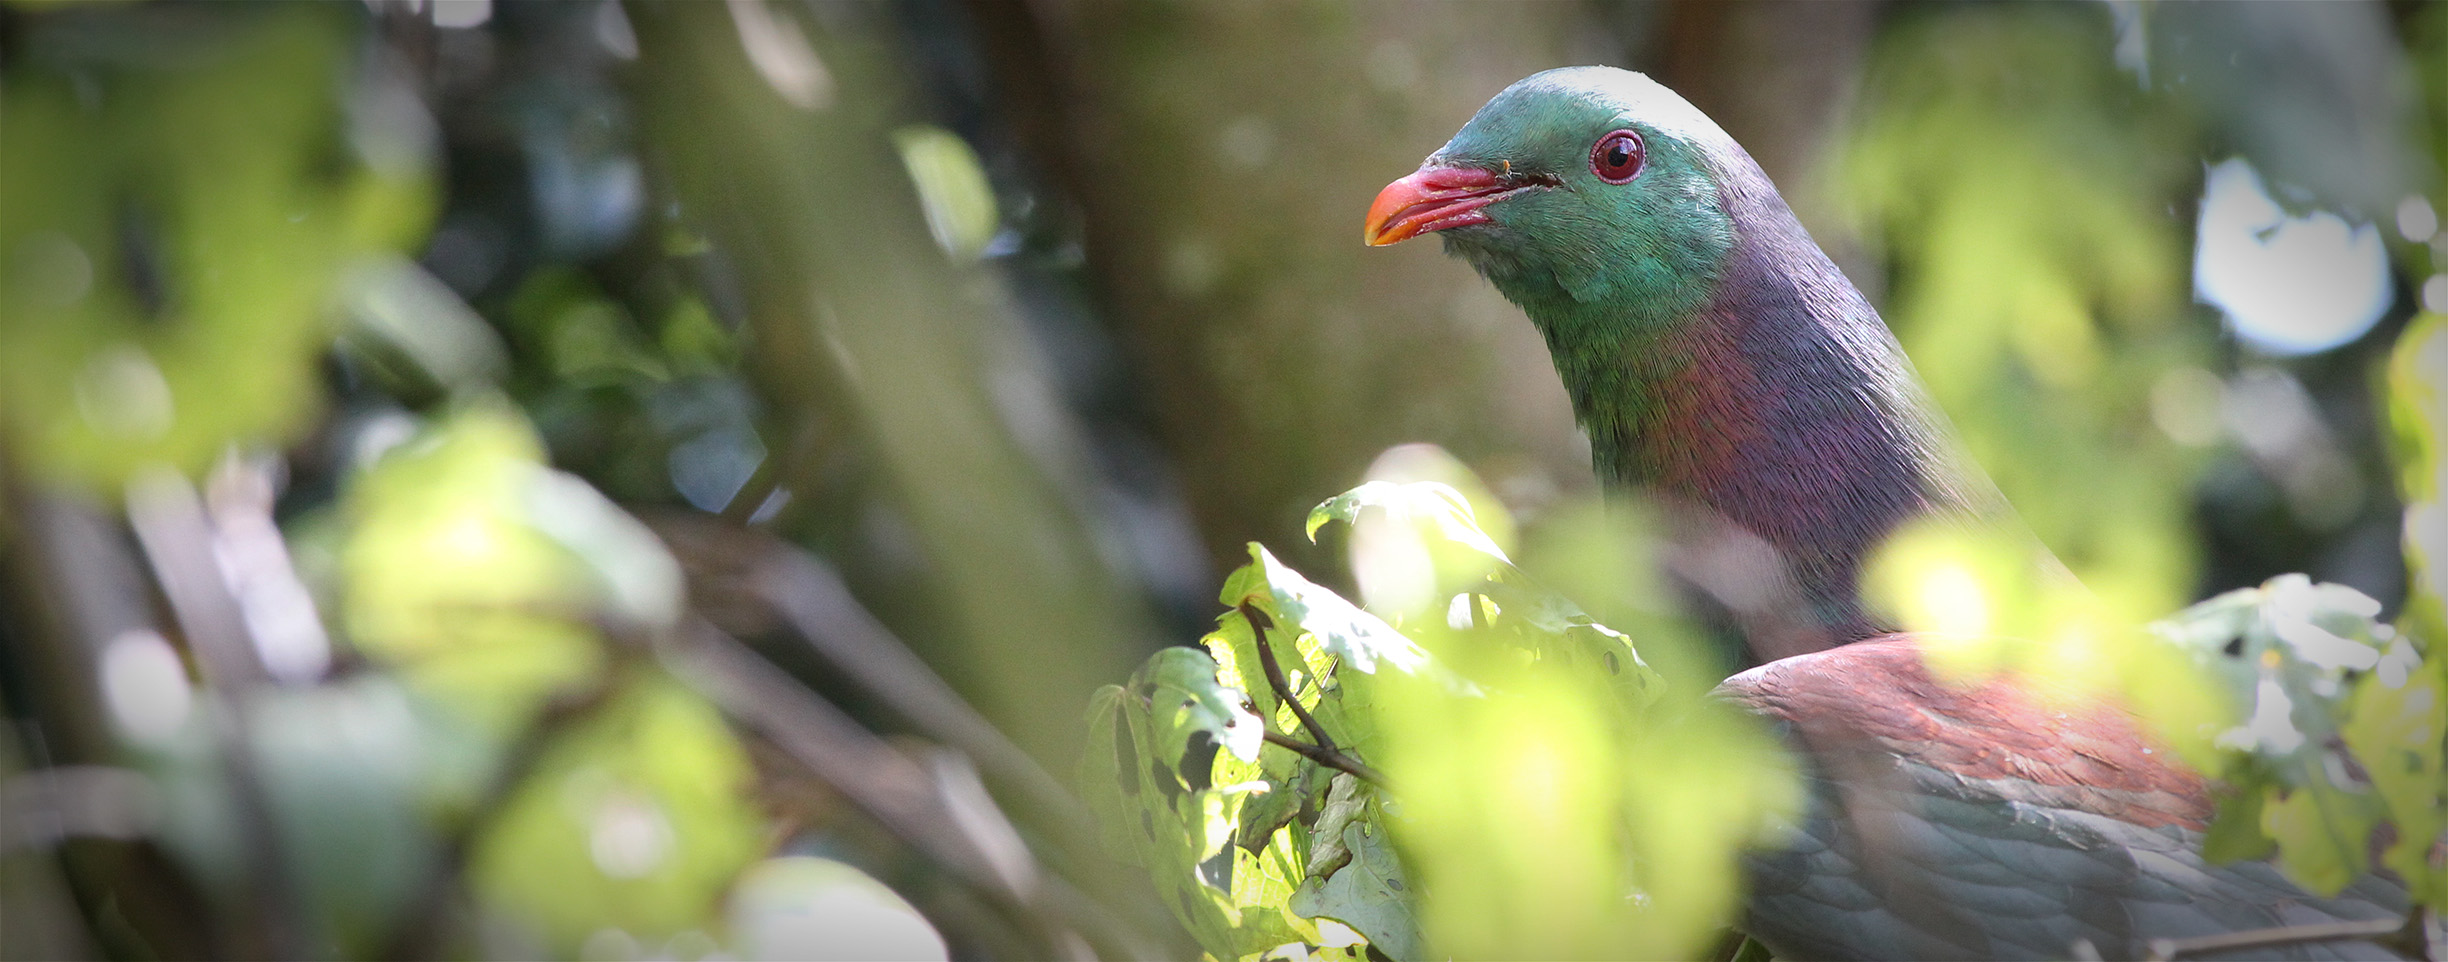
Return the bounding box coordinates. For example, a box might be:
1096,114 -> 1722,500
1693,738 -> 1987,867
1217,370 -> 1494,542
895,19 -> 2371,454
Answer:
659,617 -> 1147,961
2143,910 -> 2425,961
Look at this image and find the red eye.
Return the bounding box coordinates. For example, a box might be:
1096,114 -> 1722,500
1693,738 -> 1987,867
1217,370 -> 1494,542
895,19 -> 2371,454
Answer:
1589,129 -> 1643,184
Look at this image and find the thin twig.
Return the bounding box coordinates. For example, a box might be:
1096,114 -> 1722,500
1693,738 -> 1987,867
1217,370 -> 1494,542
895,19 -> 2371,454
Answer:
715,447 -> 781,524
745,534 -> 1089,840
1261,731 -> 1391,789
1239,603 -> 1338,753
126,469 -> 303,960
2144,911 -> 2419,961
660,617 -> 1102,961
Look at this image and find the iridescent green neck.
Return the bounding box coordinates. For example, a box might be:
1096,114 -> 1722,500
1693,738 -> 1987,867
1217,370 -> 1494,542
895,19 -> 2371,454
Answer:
1440,179 -> 1736,487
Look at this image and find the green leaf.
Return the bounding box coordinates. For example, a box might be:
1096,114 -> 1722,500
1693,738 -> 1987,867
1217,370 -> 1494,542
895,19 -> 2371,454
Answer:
725,856 -> 946,961
892,126 -> 999,262
1300,774 -> 1367,881
2162,575 -> 2389,782
334,405 -> 694,740
1201,607 -> 1285,752
469,674 -> 766,954
1307,480 -> 1509,565
1236,773 -> 1305,856
520,468 -> 686,633
2338,650 -> 2447,904
1088,471 -> 1798,960
2162,574 -> 2434,896
1477,575 -> 1662,713
1228,543 -> 1428,678
2261,779 -> 2382,897
1228,821 -> 1316,958
1289,816 -> 1420,962
1081,685 -> 1147,865
0,6 -> 433,490
1141,646 -> 1263,764
2199,790 -> 2278,864
340,256 -> 509,396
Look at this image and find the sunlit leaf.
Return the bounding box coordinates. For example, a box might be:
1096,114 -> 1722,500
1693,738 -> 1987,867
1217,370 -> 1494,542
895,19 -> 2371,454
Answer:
892,126 -> 999,262
2338,648 -> 2447,905
1306,480 -> 1508,564
2261,778 -> 2382,897
1224,543 -> 1429,679
340,256 -> 509,397
470,674 -> 765,954
337,407 -> 612,735
2163,573 -> 2443,899
1141,646 -> 1263,764
1090,464 -> 1799,960
1840,4 -> 2203,644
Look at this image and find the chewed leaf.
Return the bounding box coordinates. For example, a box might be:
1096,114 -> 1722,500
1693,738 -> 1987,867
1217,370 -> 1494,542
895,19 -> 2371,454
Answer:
2158,574 -> 2396,779
2337,658 -> 2447,901
2264,575 -> 2383,671
1140,647 -> 1263,763
2215,667 -> 2307,755
2170,572 -> 2445,900
1308,480 -> 1510,564
2149,586 -> 2261,656
1233,544 -> 1428,678
1290,816 -> 1421,962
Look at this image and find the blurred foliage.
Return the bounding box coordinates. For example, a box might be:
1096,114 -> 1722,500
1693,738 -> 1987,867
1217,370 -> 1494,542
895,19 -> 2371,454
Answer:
0,6 -> 432,488
470,674 -> 763,953
2376,308 -> 2448,907
1837,5 -> 2205,627
1086,464 -> 1798,961
334,409 -> 621,735
2153,574 -> 2442,903
1860,515 -> 2235,780
1833,13 -> 2446,926
0,1 -> 2439,960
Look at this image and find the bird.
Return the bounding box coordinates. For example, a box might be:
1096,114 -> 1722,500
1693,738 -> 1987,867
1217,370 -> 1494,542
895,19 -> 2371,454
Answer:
1362,66 -> 2409,961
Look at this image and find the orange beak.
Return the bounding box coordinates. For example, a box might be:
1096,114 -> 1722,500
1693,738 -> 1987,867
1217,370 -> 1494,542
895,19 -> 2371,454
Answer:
1363,164 -> 1519,246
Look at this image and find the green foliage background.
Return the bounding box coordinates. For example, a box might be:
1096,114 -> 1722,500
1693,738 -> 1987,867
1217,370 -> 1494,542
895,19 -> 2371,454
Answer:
0,1 -> 2440,960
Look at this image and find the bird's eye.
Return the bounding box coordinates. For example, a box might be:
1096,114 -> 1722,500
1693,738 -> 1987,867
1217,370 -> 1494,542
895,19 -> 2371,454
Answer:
1588,130 -> 1644,184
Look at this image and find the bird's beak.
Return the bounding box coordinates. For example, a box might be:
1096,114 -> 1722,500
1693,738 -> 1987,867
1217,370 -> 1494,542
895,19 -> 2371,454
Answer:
1364,164 -> 1519,247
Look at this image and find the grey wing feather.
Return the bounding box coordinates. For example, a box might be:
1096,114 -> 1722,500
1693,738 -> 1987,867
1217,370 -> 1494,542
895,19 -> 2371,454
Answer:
1741,761 -> 2410,962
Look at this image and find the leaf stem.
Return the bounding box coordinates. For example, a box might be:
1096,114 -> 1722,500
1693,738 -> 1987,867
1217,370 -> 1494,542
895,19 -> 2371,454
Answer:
1239,602 -> 1339,753
1237,602 -> 1392,789
1260,730 -> 1391,789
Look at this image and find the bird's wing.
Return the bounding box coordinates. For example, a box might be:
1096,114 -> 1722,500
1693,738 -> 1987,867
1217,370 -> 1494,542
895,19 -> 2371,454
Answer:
1719,636 -> 2410,962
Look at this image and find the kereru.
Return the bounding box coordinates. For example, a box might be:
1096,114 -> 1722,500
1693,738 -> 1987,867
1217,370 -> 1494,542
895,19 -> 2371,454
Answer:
1363,66 -> 2409,961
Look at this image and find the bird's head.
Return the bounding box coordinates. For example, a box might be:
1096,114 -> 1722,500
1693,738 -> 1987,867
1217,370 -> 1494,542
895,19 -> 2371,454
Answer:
1365,67 -> 1740,319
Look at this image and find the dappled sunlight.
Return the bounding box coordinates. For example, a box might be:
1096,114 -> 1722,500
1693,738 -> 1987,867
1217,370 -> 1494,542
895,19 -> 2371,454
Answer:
1086,449 -> 1799,960
2195,159 -> 2394,356
0,1 -> 2438,959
